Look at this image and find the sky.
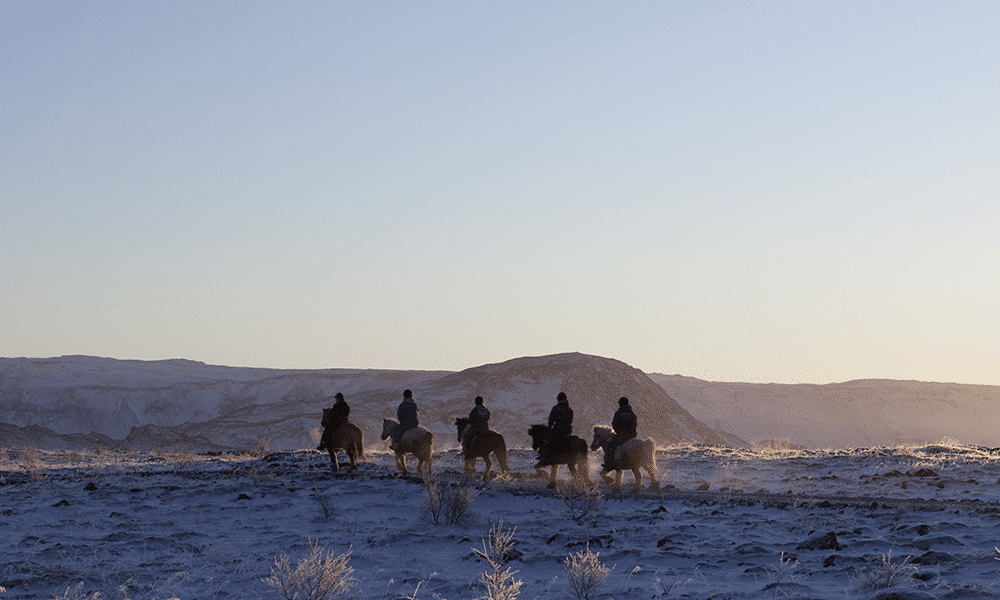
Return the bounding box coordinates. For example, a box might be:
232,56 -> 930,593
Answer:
2,1 -> 998,386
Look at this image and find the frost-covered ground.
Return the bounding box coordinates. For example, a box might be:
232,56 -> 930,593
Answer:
4,441 -> 1000,600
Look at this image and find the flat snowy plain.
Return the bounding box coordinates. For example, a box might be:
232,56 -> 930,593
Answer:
4,441 -> 1000,600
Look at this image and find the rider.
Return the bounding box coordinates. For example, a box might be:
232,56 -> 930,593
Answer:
464,395 -> 491,446
468,396 -> 490,431
601,396 -> 637,474
393,389 -> 419,450
540,391 -> 573,461
317,392 -> 350,451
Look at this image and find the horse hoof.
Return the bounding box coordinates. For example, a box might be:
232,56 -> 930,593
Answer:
650,482 -> 660,490
601,475 -> 614,485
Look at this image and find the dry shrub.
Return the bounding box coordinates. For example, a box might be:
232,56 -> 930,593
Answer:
564,545 -> 610,600
246,436 -> 270,459
313,487 -> 337,522
421,474 -> 477,526
472,521 -> 522,600
852,550 -> 917,591
19,445 -> 42,479
556,481 -> 603,523
264,540 -> 357,600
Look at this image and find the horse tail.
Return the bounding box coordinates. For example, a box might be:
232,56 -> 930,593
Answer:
356,426 -> 366,459
495,436 -> 510,472
642,439 -> 657,472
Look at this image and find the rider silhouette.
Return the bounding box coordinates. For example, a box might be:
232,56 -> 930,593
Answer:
317,392 -> 349,451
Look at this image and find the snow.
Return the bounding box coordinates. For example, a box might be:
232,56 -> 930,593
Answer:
4,441 -> 1000,600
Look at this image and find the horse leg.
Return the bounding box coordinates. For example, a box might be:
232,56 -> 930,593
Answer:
567,460 -> 583,487
632,467 -> 642,492
396,452 -> 407,475
327,448 -> 339,473
600,447 -> 614,485
415,448 -> 431,477
548,465 -> 557,489
646,456 -> 659,489
497,448 -> 510,475
481,455 -> 493,481
346,447 -> 358,472
464,456 -> 476,475
614,470 -> 623,493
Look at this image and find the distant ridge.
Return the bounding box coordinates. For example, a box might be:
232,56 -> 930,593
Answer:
0,353 -> 737,451
9,354 -> 995,452
649,373 -> 1000,449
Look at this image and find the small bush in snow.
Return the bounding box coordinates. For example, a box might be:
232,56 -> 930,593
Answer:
472,521 -> 522,600
421,474 -> 477,526
246,436 -> 270,459
852,550 -> 917,591
765,552 -> 800,586
264,540 -> 357,600
313,487 -> 336,522
564,545 -> 610,600
47,583 -> 101,600
556,481 -> 604,523
19,445 -> 42,478
653,576 -> 692,598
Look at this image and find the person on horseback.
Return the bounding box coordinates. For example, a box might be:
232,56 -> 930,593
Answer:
463,395 -> 491,446
540,391 -> 573,461
601,396 -> 637,475
317,392 -> 350,451
393,389 -> 419,450
468,396 -> 490,432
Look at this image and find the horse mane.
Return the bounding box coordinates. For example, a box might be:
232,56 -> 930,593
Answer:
593,425 -> 613,435
455,416 -> 470,426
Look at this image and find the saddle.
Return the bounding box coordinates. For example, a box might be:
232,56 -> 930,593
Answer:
398,426 -> 427,444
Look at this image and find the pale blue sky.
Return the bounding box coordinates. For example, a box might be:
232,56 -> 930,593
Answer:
3,1 -> 998,384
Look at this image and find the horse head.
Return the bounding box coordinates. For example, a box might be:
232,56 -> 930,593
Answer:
455,417 -> 470,442
381,418 -> 398,440
527,424 -> 548,450
321,406 -> 333,428
591,426 -> 614,451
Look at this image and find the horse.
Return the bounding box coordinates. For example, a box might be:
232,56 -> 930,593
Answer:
526,424 -> 588,489
455,417 -> 509,480
320,412 -> 365,473
590,425 -> 659,492
381,418 -> 434,477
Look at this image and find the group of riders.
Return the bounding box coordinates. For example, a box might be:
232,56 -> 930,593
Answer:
317,389 -> 639,477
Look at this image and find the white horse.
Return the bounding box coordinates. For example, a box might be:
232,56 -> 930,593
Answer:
381,418 -> 434,477
590,426 -> 659,492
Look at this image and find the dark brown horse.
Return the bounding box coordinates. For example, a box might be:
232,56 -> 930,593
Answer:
455,417 -> 509,480
527,424 -> 588,488
320,407 -> 364,473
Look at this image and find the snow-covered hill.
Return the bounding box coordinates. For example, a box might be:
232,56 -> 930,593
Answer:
649,374 -> 1000,449
12,354 -> 997,453
0,353 -> 737,452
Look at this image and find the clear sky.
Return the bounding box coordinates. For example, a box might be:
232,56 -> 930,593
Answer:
3,1 -> 998,385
